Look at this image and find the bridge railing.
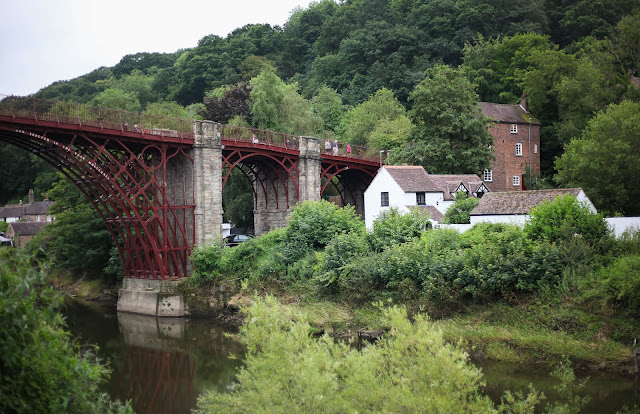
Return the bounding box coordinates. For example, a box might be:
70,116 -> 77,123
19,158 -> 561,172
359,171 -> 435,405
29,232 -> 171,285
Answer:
0,95 -> 195,139
220,124 -> 298,150
220,124 -> 377,162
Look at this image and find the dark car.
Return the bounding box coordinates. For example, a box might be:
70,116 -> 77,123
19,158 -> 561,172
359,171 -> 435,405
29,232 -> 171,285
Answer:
223,234 -> 253,247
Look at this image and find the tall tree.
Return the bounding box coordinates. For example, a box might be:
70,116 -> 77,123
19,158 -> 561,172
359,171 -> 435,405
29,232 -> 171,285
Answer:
390,65 -> 493,174
337,88 -> 409,147
556,101 -> 640,216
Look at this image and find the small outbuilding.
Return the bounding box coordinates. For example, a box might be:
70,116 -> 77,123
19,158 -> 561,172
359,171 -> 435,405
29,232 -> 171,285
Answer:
469,188 -> 596,226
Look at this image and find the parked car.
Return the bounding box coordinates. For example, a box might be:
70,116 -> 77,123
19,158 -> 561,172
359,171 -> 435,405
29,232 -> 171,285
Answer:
223,234 -> 253,247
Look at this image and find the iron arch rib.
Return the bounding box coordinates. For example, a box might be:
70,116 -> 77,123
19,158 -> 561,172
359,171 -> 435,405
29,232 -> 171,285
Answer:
0,125 -> 195,279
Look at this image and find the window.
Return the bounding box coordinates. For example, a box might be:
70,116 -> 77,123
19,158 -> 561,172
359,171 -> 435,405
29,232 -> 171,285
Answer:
534,144 -> 537,154
483,169 -> 493,182
515,143 -> 523,156
416,192 -> 425,205
381,192 -> 389,206
510,124 -> 518,133
513,175 -> 520,186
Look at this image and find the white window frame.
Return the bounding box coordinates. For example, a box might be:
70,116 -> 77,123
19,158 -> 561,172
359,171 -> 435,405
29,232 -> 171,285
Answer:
513,175 -> 520,186
510,124 -> 518,133
483,169 -> 493,182
515,143 -> 523,156
534,144 -> 537,154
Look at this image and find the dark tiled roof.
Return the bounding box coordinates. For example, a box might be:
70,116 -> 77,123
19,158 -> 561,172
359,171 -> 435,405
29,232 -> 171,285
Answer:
384,166 -> 431,192
480,102 -> 540,125
0,205 -> 25,219
416,205 -> 444,222
384,166 -> 486,199
9,221 -> 48,236
471,188 -> 584,215
24,200 -> 55,215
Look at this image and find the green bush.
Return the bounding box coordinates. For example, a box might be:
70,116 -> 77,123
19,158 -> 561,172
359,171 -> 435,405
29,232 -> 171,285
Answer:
283,200 -> 364,264
443,190 -> 480,224
0,249 -> 132,413
598,254 -> 640,313
195,296 -> 542,413
524,195 -> 612,253
315,231 -> 371,291
191,243 -> 224,282
367,206 -> 431,252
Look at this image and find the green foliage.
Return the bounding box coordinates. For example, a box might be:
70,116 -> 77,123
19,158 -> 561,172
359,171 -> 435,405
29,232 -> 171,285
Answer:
367,206 -> 431,252
524,195 -> 612,250
29,175 -> 115,278
315,231 -> 370,291
556,101 -> 640,216
597,254 -> 640,314
222,168 -> 254,231
283,200 -> 364,265
90,87 -> 142,112
144,100 -> 190,119
444,191 -> 480,224
0,221 -> 7,232
196,296 -> 543,413
310,86 -> 345,134
336,88 -> 408,146
0,249 -> 132,413
249,68 -> 321,135
391,64 -> 494,174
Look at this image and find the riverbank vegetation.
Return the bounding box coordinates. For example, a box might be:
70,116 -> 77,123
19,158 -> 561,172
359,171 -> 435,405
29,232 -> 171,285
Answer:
0,249 -> 131,413
189,197 -> 640,372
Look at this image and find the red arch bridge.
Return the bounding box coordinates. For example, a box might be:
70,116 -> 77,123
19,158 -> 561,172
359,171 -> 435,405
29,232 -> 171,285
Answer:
0,95 -> 380,281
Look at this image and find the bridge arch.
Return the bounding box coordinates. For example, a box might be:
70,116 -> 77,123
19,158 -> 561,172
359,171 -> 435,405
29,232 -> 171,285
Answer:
1,97 -> 379,281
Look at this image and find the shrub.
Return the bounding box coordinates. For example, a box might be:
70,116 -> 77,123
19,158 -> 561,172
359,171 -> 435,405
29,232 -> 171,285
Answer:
195,296 -> 541,413
283,200 -> 364,264
443,190 -> 480,224
315,231 -> 370,291
0,249 -> 132,413
190,243 -> 224,282
524,195 -> 612,253
367,206 -> 431,252
598,254 -> 640,313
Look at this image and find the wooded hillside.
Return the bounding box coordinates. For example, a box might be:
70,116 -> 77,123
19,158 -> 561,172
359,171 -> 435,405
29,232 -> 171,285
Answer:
2,0 -> 639,215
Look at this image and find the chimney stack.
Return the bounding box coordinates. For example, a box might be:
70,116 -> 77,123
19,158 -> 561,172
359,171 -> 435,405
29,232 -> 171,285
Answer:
519,95 -> 528,112
28,189 -> 35,204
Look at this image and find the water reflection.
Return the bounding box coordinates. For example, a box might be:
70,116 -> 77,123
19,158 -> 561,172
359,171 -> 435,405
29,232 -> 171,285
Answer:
63,299 -> 243,414
64,299 -> 640,414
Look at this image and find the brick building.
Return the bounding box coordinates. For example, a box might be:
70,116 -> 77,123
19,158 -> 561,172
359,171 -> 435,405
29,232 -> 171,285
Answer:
480,97 -> 541,192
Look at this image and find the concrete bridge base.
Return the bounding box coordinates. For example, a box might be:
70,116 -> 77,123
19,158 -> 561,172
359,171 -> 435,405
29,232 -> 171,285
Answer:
117,278 -> 185,317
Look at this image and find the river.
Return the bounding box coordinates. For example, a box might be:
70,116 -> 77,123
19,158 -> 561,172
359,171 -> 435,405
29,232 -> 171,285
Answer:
63,298 -> 640,413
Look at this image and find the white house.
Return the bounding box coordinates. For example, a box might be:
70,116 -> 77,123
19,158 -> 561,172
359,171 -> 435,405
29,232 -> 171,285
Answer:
364,165 -> 489,229
469,188 -> 596,226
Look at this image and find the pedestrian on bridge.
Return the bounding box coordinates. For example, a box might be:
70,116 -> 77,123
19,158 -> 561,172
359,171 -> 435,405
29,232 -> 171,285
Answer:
325,139 -> 331,153
333,140 -> 339,156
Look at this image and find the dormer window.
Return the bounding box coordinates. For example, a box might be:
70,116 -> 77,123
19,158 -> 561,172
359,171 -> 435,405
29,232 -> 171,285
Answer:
510,124 -> 518,133
416,192 -> 426,205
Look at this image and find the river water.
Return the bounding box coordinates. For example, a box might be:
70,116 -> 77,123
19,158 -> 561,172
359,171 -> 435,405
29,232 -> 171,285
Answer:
63,299 -> 640,414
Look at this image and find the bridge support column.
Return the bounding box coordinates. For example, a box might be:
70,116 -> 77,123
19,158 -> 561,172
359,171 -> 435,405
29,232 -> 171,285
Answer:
298,136 -> 321,203
193,120 -> 223,247
253,136 -> 321,235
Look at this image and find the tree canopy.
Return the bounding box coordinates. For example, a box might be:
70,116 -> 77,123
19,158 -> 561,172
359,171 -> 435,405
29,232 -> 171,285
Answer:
390,65 -> 493,174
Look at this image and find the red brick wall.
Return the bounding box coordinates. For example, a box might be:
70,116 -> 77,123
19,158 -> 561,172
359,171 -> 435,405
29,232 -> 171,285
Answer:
487,122 -> 540,192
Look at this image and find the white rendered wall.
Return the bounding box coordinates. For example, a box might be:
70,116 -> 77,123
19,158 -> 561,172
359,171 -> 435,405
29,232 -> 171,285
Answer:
469,214 -> 528,226
364,168 -> 408,229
